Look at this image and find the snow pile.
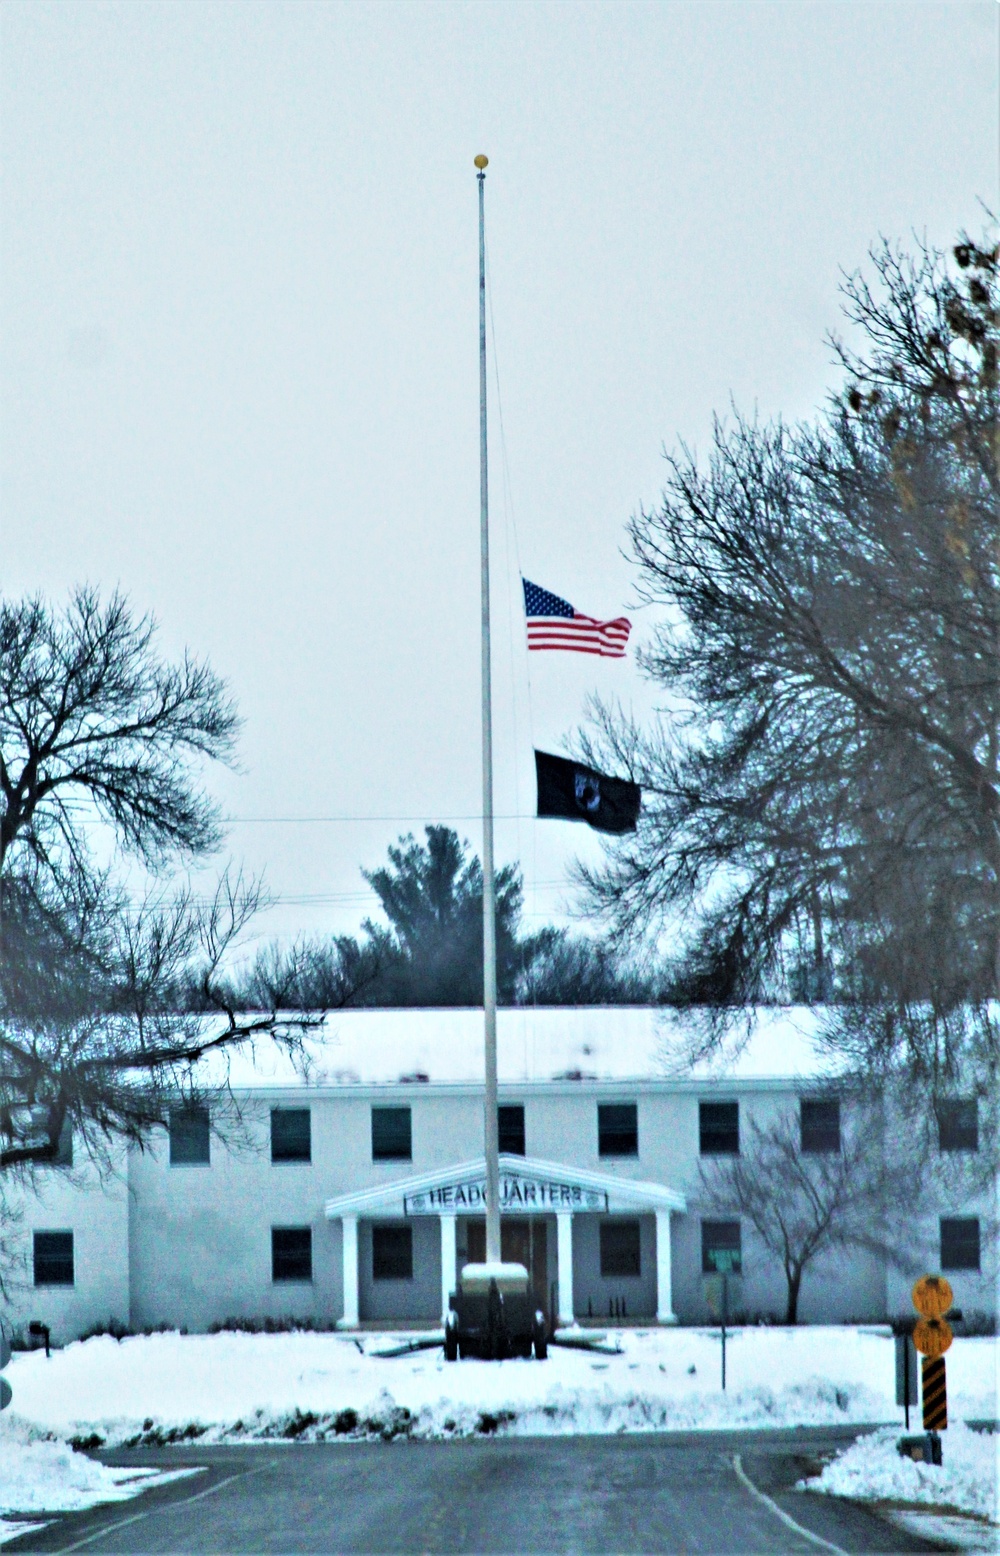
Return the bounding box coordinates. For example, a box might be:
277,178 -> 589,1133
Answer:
4,1326 -> 995,1448
0,1412 -> 200,1544
804,1422 -> 998,1525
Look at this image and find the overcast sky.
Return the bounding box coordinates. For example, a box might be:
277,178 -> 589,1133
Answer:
1,0 -> 996,951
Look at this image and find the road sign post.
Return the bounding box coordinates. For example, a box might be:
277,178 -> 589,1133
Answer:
895,1332 -> 918,1430
904,1274 -> 954,1459
705,1248 -> 742,1392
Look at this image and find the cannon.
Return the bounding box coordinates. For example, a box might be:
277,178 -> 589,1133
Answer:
444,1262 -> 548,1361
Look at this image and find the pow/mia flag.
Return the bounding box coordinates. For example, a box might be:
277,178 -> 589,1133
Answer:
534,750 -> 641,835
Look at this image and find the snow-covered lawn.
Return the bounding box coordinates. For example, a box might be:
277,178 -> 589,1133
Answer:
4,1325 -> 996,1444
1,1326 -> 995,1538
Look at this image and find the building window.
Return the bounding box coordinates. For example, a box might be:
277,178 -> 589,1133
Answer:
800,1098 -> 840,1154
699,1102 -> 739,1155
372,1224 -> 413,1280
371,1106 -> 411,1161
169,1106 -> 210,1166
272,1227 -> 312,1282
937,1100 -> 978,1153
600,1219 -> 641,1277
271,1108 -> 312,1164
33,1230 -> 74,1286
702,1220 -> 742,1274
940,1218 -> 980,1272
498,1105 -> 525,1156
598,1103 -> 638,1157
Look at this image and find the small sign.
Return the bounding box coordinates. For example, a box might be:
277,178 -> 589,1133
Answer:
913,1318 -> 952,1358
912,1275 -> 953,1319
707,1249 -> 742,1275
404,1171 -> 608,1215
895,1334 -> 918,1407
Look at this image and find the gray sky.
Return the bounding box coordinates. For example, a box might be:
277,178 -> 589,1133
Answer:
1,0 -> 996,950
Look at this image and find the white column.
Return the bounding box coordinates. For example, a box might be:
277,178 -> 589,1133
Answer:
655,1210 -> 678,1324
440,1213 -> 457,1325
556,1211 -> 574,1327
337,1215 -> 359,1330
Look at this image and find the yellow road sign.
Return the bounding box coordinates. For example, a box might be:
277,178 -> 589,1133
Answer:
912,1275 -> 953,1319
913,1317 -> 953,1357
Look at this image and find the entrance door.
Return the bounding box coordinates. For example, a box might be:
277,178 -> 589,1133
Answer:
465,1218 -> 548,1310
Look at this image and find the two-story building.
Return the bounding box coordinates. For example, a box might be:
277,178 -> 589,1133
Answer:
4,1007 -> 993,1342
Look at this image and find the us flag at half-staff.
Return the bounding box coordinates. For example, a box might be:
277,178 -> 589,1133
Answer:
522,579 -> 631,657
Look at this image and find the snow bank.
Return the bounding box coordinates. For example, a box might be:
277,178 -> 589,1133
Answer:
803,1422 -> 998,1525
0,1412 -> 202,1542
4,1326 -> 994,1449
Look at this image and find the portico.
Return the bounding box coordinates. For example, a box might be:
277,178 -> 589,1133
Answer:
325,1155 -> 686,1329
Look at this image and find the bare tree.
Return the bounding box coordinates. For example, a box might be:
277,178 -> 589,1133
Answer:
577,227 -> 999,1089
698,1099 -> 902,1324
0,587 -> 323,1177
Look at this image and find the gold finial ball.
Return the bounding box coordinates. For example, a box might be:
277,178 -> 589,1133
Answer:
474,154 -> 489,169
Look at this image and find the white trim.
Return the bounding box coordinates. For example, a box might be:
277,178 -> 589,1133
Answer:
324,1154 -> 686,1220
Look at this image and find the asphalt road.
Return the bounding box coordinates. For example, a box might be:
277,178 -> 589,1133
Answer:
5,1430 -> 949,1556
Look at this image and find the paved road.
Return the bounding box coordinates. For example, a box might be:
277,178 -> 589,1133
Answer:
5,1431 -> 947,1555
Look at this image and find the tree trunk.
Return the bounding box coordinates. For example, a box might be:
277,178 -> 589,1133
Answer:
785,1265 -> 803,1325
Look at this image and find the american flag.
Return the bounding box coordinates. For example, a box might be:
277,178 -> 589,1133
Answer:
522,579 -> 631,657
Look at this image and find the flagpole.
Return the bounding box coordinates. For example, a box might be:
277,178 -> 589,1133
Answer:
475,153 -> 501,1267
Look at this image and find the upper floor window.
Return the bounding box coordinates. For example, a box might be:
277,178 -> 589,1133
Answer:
169,1105 -> 210,1166
34,1230 -> 74,1286
701,1219 -> 742,1275
271,1108 -> 312,1164
600,1219 -> 641,1277
598,1103 -> 638,1157
272,1226 -> 312,1282
699,1102 -> 739,1155
800,1098 -> 840,1154
940,1217 -> 980,1272
372,1223 -> 413,1280
372,1106 -> 411,1161
498,1105 -> 525,1156
937,1100 -> 978,1153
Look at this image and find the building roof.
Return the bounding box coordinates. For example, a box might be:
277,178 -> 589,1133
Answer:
204,1005 -> 841,1092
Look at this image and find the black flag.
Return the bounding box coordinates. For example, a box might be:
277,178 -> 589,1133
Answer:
534,750 -> 641,835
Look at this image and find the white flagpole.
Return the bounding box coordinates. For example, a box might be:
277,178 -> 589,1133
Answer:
475,153 -> 501,1266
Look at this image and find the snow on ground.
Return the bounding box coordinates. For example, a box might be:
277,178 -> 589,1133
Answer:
0,1412 -> 204,1543
3,1326 -> 995,1449
803,1421 -> 998,1531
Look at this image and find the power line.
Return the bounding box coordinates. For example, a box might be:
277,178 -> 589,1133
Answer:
222,813 -> 542,825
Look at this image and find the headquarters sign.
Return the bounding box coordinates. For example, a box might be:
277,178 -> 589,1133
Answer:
404,1170 -> 608,1215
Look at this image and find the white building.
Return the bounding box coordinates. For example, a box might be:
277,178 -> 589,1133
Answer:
4,1008 -> 993,1342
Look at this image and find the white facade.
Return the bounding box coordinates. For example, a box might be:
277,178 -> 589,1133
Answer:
3,1008 -> 994,1342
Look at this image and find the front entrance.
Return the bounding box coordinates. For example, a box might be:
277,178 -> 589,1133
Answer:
466,1217 -> 549,1312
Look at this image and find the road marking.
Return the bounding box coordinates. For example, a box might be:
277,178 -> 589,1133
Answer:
732,1453 -> 849,1556
48,1457 -> 282,1555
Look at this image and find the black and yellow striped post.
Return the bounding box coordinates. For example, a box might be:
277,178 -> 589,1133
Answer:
911,1276 -> 953,1449
921,1354 -> 948,1431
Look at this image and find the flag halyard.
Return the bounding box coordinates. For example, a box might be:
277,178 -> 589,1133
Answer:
522,578 -> 631,657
